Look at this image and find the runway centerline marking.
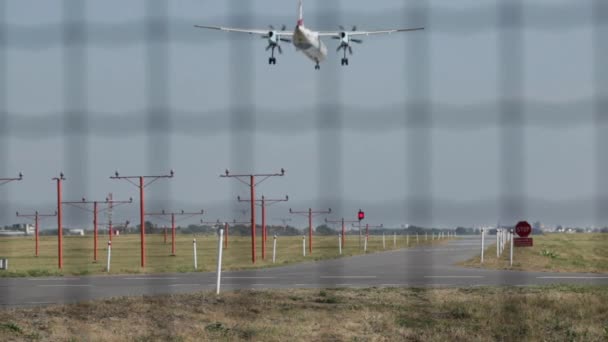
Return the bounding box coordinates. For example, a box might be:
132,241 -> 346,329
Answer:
223,277 -> 276,279
27,278 -> 81,281
424,276 -> 485,278
39,284 -> 92,287
124,277 -> 180,280
320,276 -> 377,279
169,284 -> 199,287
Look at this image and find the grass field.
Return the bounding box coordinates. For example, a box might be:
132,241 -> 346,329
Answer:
0,232 -> 447,277
1,285 -> 606,341
461,233 -> 608,273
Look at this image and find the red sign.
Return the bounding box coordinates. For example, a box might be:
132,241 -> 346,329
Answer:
514,237 -> 533,247
358,210 -> 365,221
515,221 -> 532,238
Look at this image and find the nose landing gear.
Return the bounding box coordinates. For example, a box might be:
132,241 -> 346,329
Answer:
267,45 -> 279,65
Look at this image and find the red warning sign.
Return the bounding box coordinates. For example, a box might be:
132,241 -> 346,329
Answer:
514,237 -> 533,247
515,221 -> 532,238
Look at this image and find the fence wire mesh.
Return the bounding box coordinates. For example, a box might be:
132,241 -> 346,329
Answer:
0,0 -> 606,337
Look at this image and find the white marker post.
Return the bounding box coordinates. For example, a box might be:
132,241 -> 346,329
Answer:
496,228 -> 500,257
480,228 -> 485,264
425,232 -> 427,241
416,233 -> 419,244
509,229 -> 514,266
406,234 -> 409,246
338,233 -> 342,255
394,233 -> 397,248
273,235 -> 277,263
364,235 -> 368,252
382,233 -> 386,249
302,236 -> 306,257
193,238 -> 198,270
106,240 -> 112,272
216,228 -> 224,295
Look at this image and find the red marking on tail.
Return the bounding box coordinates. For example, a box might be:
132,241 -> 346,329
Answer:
297,19 -> 303,26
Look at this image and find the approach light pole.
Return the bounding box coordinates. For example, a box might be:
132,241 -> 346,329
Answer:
147,209 -> 204,256
110,170 -> 174,267
16,210 -> 57,257
52,173 -> 65,269
220,169 -> 285,264
290,207 -> 332,255
0,172 -> 23,186
62,197 -> 132,262
238,195 -> 288,260
352,223 -> 384,241
325,217 -> 360,247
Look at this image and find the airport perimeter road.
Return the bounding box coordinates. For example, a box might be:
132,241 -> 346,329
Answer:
1,236 -> 607,307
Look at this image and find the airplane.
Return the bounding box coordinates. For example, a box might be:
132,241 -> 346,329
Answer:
194,0 -> 424,70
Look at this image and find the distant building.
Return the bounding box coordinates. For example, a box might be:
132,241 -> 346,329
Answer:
66,229 -> 85,236
5,223 -> 35,235
0,231 -> 25,237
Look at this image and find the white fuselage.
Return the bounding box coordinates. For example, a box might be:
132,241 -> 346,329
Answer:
292,25 -> 327,64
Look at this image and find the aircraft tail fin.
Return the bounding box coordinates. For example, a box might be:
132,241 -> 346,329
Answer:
297,0 -> 303,26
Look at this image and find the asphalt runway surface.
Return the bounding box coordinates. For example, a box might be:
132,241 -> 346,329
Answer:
1,236 -> 607,307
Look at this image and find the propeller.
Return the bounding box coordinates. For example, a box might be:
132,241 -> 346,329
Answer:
339,25 -> 357,32
266,44 -> 283,54
334,25 -> 363,55
262,25 -> 291,43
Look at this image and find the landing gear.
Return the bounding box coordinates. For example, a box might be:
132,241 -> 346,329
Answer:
340,47 -> 350,66
315,60 -> 320,70
268,45 -> 278,65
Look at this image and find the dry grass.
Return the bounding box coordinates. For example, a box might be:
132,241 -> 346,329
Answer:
1,286 -> 607,341
461,233 -> 608,273
0,233 -> 447,277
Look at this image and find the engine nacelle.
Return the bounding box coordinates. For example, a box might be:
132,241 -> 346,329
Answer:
339,31 -> 349,45
267,30 -> 279,45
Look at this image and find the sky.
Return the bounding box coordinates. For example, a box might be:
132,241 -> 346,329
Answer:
0,0 -> 604,228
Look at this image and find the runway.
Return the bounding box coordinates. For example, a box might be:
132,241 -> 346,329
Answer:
1,236 -> 606,307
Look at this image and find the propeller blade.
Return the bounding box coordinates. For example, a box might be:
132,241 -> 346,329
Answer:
266,44 -> 272,51
331,36 -> 340,40
351,39 -> 363,44
280,38 -> 292,43
352,25 -> 357,31
262,35 -> 269,39
269,25 -> 275,30
281,24 -> 287,31
348,46 -> 353,55
336,45 -> 342,52
339,25 -> 345,31
277,45 -> 283,54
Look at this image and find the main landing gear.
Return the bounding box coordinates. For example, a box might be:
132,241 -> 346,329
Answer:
315,60 -> 320,70
268,57 -> 277,65
341,58 -> 349,66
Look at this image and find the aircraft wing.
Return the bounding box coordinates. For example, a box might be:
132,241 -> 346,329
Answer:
194,25 -> 294,36
318,27 -> 424,37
